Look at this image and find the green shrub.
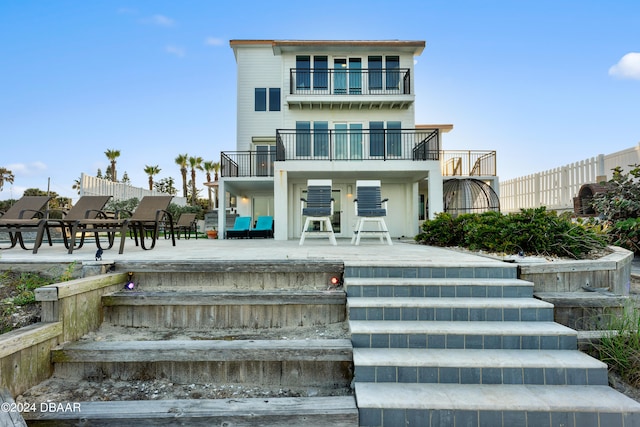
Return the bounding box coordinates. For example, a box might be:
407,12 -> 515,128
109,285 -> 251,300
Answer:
416,207 -> 607,259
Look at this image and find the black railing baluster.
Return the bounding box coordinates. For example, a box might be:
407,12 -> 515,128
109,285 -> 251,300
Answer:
289,68 -> 411,95
217,131 -> 502,179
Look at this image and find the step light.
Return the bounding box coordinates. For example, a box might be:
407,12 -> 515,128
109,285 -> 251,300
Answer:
124,272 -> 135,290
329,275 -> 342,287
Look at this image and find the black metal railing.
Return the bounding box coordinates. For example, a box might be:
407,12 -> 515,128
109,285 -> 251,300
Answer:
276,128 -> 439,162
221,141 -> 497,178
221,150 -> 277,178
289,68 -> 411,95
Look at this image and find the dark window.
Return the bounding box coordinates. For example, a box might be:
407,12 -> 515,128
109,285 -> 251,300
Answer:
314,56 -> 328,90
368,56 -> 383,90
296,121 -> 311,157
269,88 -> 280,111
255,88 -> 266,111
386,56 -> 400,89
314,121 -> 329,157
296,55 -> 310,89
369,121 -> 385,157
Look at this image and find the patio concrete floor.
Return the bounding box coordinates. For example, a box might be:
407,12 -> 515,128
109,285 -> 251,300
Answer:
0,237 -> 506,268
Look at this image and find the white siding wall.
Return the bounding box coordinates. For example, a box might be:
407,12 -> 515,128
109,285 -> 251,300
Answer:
235,46 -> 283,151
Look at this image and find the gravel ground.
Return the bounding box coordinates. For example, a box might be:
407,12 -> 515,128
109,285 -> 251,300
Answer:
17,377 -> 352,403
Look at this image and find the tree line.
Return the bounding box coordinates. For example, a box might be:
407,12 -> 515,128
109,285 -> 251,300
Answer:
0,149 -> 221,211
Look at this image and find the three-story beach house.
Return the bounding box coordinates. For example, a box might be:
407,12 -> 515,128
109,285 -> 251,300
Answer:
217,39 -> 494,240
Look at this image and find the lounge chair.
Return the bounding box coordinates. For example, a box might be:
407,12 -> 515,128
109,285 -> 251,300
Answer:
66,196 -> 175,254
299,179 -> 336,245
351,180 -> 392,245
226,216 -> 251,239
34,195 -> 112,253
0,196 -> 52,251
248,216 -> 273,238
173,213 -> 198,239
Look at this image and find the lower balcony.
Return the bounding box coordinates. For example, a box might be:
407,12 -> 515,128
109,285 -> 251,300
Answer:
221,128 -> 441,178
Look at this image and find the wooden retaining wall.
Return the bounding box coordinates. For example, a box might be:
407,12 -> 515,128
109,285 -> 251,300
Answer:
0,273 -> 127,396
518,246 -> 633,295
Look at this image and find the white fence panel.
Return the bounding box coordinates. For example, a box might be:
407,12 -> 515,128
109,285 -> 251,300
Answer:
79,173 -> 187,206
500,143 -> 640,213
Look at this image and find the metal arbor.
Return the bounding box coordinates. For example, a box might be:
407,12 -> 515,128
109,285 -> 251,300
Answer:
443,178 -> 500,217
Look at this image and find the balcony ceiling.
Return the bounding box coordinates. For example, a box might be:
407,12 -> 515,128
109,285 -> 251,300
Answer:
271,40 -> 425,56
287,96 -> 414,110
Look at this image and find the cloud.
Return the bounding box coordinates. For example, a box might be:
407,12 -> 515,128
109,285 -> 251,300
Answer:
609,52 -> 640,80
205,37 -> 224,47
7,162 -> 47,176
144,14 -> 175,27
165,44 -> 186,57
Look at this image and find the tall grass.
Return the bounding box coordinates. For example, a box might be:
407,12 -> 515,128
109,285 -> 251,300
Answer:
593,302 -> 640,387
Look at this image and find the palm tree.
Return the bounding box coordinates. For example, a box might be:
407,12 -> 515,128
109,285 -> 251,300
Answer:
202,160 -> 217,210
72,177 -> 81,195
0,167 -> 15,192
188,156 -> 204,206
144,165 -> 161,191
175,154 -> 189,199
104,149 -> 121,182
212,162 -> 221,208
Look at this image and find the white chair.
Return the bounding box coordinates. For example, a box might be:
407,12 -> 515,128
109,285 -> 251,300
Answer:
351,180 -> 392,245
299,179 -> 337,245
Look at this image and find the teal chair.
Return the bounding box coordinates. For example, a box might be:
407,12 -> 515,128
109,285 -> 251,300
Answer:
226,216 -> 251,239
248,216 -> 273,238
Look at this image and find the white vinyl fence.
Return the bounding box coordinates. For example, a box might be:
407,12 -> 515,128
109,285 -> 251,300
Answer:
80,173 -> 188,206
500,143 -> 640,213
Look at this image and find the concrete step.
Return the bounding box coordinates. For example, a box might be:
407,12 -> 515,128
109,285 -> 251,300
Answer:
22,396 -> 359,426
103,290 -> 346,329
352,348 -> 608,385
355,382 -> 640,427
350,320 -> 577,350
115,260 -> 344,291
348,297 -> 553,322
344,264 -> 518,281
345,278 -> 533,299
51,339 -> 353,387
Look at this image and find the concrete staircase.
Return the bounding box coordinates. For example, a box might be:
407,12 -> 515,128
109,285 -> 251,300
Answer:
346,264 -> 640,427
23,261 -> 358,426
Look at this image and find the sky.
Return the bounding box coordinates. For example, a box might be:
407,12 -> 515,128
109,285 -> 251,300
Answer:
1,0 -> 639,202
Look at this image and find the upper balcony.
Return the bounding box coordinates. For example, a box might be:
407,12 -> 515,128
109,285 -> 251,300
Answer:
287,68 -> 413,110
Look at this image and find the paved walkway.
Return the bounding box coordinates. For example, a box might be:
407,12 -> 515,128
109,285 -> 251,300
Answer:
0,237 -> 506,268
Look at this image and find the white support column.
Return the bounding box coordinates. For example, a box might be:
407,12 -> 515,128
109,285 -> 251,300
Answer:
217,180 -> 227,238
427,170 -> 443,219
273,169 -> 288,240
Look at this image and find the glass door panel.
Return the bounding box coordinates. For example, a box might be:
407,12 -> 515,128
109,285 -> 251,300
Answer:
331,189 -> 341,233
350,123 -> 363,159
256,145 -> 275,176
335,124 -> 348,159
334,59 -> 347,94
349,58 -> 361,94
